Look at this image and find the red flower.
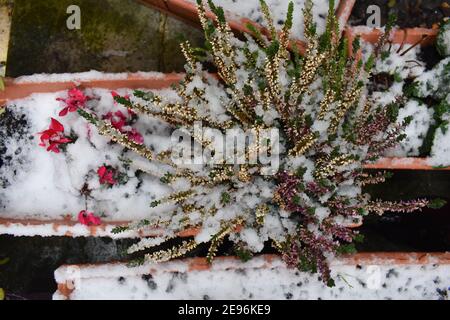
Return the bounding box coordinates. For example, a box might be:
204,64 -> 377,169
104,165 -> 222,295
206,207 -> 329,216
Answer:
38,118 -> 72,153
103,110 -> 127,131
78,210 -> 102,226
102,110 -> 144,145
57,88 -> 89,117
97,166 -> 117,186
127,128 -> 144,144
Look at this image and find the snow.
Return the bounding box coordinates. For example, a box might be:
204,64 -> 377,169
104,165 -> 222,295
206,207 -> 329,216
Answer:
371,44 -> 425,107
437,20 -> 450,57
429,125 -> 450,167
0,89 -> 176,223
385,100 -> 434,157
53,255 -> 450,300
365,42 -> 449,162
441,31 -> 450,56
190,0 -> 338,41
13,71 -> 165,84
429,94 -> 450,167
414,57 -> 450,100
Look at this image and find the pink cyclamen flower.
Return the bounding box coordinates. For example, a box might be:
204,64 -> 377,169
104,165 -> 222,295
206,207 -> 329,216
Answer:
97,166 -> 117,186
127,128 -> 144,144
78,210 -> 102,226
102,111 -> 144,145
38,118 -> 72,153
57,88 -> 89,117
103,110 -> 128,131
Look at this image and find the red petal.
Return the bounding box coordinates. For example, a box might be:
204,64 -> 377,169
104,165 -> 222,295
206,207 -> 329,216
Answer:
97,166 -> 107,178
39,131 -> 51,141
59,108 -> 69,117
47,143 -> 60,153
78,210 -> 89,225
56,138 -> 72,144
87,213 -> 102,226
50,118 -> 64,132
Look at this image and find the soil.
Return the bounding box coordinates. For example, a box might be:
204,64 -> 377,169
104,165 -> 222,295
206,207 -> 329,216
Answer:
361,170 -> 450,251
349,0 -> 450,28
0,108 -> 30,188
0,236 -> 136,300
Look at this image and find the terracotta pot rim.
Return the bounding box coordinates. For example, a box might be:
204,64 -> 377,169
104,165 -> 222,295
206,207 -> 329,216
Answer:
139,0 -> 357,54
0,72 -> 184,106
364,157 -> 450,170
346,25 -> 438,47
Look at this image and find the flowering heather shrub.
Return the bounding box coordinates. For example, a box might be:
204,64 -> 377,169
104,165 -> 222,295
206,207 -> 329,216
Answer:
76,0 -> 435,284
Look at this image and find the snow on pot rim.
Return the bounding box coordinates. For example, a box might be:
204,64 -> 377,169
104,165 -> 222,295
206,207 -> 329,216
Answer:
53,252 -> 450,300
140,0 -> 356,54
0,71 -> 185,106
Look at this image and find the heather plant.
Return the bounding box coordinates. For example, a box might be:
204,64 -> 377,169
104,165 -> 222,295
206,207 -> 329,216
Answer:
75,0 -> 436,285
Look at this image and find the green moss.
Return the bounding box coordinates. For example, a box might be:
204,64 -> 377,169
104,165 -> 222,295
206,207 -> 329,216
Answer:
6,0 -> 204,76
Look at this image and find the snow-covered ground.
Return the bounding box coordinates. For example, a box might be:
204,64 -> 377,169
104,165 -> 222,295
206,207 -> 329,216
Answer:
53,255 -> 450,300
0,88 -> 177,222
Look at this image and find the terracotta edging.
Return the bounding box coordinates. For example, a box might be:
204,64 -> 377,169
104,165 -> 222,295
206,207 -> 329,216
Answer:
53,252 -> 450,299
140,0 -> 356,55
364,157 -> 449,171
0,73 -> 184,106
346,25 -> 439,49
